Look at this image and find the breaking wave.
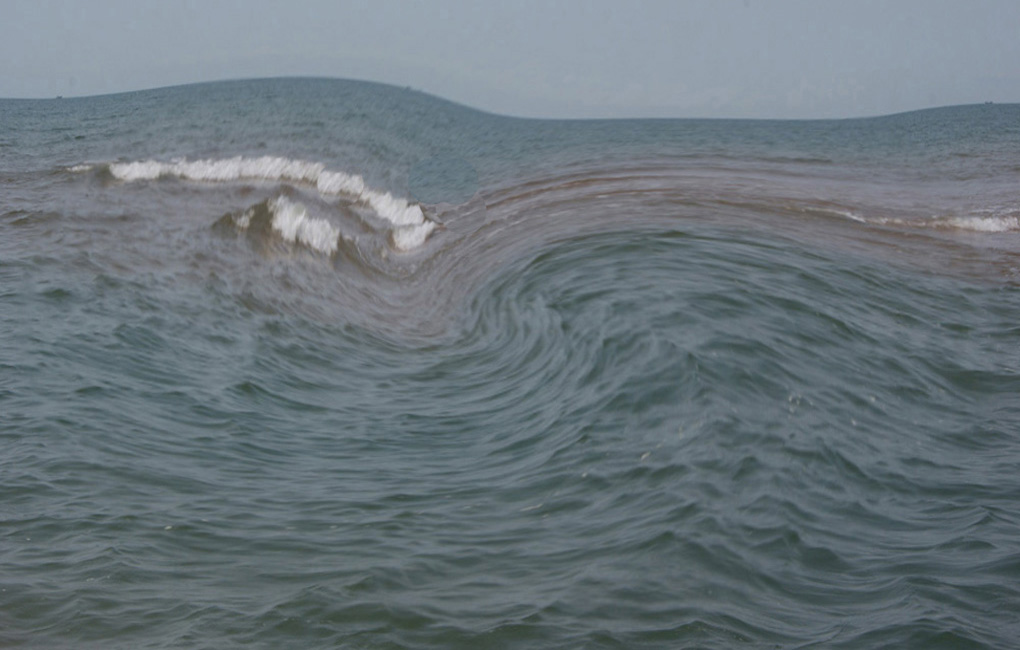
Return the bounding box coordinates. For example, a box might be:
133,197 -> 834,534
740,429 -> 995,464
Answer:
849,211 -> 1020,233
76,156 -> 437,251
258,196 -> 340,255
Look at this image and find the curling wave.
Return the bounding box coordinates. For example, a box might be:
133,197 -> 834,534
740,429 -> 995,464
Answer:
251,195 -> 341,255
81,156 -> 436,251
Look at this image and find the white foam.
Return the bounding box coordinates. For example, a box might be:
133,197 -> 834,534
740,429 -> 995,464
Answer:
364,192 -> 426,227
392,222 -> 437,252
827,209 -> 867,223
109,156 -> 324,184
316,170 -> 366,196
269,196 -> 339,255
106,156 -> 437,250
233,208 -> 254,230
843,210 -> 1020,233
940,215 -> 1020,232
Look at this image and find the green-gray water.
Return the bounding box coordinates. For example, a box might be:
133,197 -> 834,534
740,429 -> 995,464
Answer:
2,79 -> 1020,648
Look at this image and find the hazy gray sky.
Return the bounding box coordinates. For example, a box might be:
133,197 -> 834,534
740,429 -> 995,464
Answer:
2,0 -> 1018,118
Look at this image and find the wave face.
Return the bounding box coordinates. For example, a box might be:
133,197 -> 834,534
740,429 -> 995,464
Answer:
2,79 -> 1020,649
88,155 -> 437,251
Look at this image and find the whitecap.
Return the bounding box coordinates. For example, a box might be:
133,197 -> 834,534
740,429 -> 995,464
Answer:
939,215 -> 1020,232
104,155 -> 437,250
269,196 -> 339,255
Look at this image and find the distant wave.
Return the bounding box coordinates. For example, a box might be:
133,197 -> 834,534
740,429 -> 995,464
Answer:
854,212 -> 1020,233
931,212 -> 1020,232
72,156 -> 436,251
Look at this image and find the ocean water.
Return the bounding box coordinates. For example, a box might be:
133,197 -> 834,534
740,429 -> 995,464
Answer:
2,78 -> 1020,649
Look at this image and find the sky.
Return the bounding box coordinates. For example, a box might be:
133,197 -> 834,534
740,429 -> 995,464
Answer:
1,0 -> 1018,119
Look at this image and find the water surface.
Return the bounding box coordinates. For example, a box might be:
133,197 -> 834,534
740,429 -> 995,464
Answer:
2,79 -> 1020,649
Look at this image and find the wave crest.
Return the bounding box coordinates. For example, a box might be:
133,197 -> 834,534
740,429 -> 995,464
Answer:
267,196 -> 340,255
99,156 -> 435,251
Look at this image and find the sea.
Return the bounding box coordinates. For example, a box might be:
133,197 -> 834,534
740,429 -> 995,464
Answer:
2,78 -> 1019,649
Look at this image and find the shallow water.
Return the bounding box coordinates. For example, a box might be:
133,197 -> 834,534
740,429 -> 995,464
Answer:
2,79 -> 1020,649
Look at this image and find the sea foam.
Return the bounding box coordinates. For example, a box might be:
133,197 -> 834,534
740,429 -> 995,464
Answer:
829,207 -> 1020,233
939,214 -> 1020,232
105,156 -> 435,251
268,196 -> 340,255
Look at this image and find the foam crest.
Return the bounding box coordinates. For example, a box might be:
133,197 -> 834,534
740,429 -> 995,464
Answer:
103,156 -> 437,250
316,170 -> 366,196
364,193 -> 426,227
109,156 -> 324,183
834,209 -> 1020,233
392,222 -> 438,251
269,196 -> 339,255
940,214 -> 1020,232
